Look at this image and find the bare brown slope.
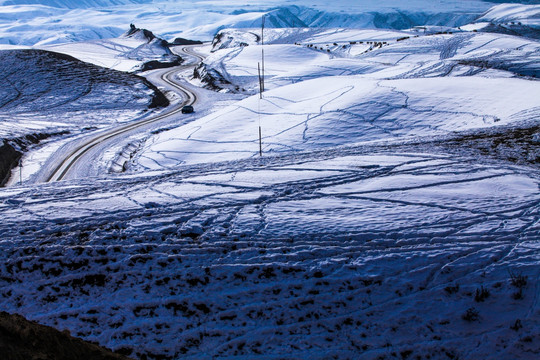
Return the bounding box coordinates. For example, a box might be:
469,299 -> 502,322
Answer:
0,312 -> 132,360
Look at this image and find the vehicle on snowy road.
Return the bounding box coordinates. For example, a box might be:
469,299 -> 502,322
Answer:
181,105 -> 194,114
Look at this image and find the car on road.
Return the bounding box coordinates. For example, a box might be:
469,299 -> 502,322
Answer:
181,105 -> 194,114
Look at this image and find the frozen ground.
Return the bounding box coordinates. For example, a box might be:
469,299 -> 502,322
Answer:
0,139 -> 539,359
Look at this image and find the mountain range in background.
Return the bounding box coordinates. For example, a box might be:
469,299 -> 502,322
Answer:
1,0 -> 538,46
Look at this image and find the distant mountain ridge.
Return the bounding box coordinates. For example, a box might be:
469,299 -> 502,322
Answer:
484,0 -> 540,3
2,0 -> 538,8
0,0 -> 151,7
1,1 -> 539,46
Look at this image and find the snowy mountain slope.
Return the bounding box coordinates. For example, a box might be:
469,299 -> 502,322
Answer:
0,3 -> 129,46
130,24 -> 540,267
199,44 -> 330,92
285,5 -> 479,30
468,4 -> 540,39
478,3 -> 540,26
41,38 -> 148,72
364,32 -> 540,78
41,25 -> 182,72
0,49 -> 167,185
194,28 -> 540,97
0,0 -> 495,11
0,49 -> 165,140
211,28 -> 411,52
0,139 -> 538,359
171,3 -> 494,43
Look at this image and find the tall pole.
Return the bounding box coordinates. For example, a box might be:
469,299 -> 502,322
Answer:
258,62 -> 262,99
257,62 -> 263,156
261,15 -> 265,93
257,14 -> 266,157
259,126 -> 262,157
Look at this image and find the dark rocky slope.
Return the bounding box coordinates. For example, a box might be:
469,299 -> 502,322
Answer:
0,311 -> 132,360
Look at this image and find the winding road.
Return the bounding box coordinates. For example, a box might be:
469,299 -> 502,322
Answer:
40,45 -> 205,182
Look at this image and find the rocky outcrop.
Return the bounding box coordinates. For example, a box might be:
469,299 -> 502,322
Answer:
0,132 -> 70,187
193,62 -> 233,92
139,58 -> 183,72
124,24 -> 184,72
140,78 -> 170,108
125,23 -> 156,42
0,141 -> 21,187
169,38 -> 203,46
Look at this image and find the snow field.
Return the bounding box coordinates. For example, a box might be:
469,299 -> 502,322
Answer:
203,44 -> 330,91
211,28 -> 410,53
136,75 -> 540,171
43,38 -> 154,72
478,3 -> 540,28
205,30 -> 540,86
39,25 -> 180,72
147,28 -> 539,176
0,148 -> 538,359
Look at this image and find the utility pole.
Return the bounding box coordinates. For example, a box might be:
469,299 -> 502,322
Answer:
259,126 -> 262,157
258,62 -> 263,156
257,14 -> 266,157
258,62 -> 265,99
261,15 -> 265,93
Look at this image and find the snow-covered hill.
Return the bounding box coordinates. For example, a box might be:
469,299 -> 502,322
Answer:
0,49 -> 167,184
137,75 -> 540,169
200,26 -> 540,86
479,3 -> 540,26
3,1 -> 538,48
471,4 -> 540,39
0,0 -> 495,11
173,30 -> 539,169
42,24 -> 182,72
0,49 -> 165,140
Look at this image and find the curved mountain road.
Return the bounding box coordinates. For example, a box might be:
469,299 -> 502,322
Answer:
42,45 -> 204,182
